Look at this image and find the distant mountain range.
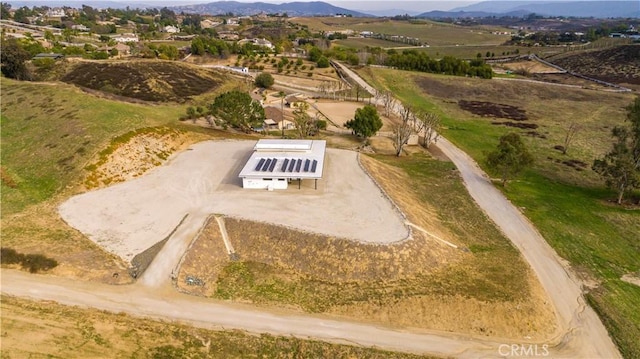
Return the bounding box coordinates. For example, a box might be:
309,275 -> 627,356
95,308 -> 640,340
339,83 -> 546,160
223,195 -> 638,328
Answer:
5,0 -> 639,18
171,1 -> 370,17
418,1 -> 640,19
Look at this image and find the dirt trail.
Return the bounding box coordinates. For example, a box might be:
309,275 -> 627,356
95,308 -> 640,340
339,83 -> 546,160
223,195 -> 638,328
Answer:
0,269 -> 604,358
0,64 -> 621,358
333,61 -> 621,358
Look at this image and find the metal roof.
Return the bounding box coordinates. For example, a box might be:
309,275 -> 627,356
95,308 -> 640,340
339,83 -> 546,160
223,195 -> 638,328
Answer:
239,139 -> 326,179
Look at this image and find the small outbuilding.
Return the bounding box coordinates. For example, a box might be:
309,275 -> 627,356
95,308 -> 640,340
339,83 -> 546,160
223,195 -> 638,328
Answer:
238,139 -> 326,190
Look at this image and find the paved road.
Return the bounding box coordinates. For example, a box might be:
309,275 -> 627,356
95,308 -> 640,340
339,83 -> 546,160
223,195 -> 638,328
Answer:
1,64 -> 621,358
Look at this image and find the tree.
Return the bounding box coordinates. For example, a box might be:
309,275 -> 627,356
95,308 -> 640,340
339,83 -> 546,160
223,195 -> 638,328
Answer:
254,72 -> 274,88
0,38 -> 32,80
592,98 -> 640,204
292,101 -> 311,138
562,122 -> 581,155
0,2 -> 11,20
345,105 -> 383,139
316,56 -> 330,68
381,90 -> 397,117
209,91 -> 265,133
62,28 -> 74,43
414,111 -> 441,148
485,133 -> 534,187
308,46 -> 322,62
392,106 -> 414,156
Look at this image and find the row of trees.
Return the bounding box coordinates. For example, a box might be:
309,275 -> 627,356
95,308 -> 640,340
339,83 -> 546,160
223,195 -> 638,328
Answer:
385,51 -> 493,79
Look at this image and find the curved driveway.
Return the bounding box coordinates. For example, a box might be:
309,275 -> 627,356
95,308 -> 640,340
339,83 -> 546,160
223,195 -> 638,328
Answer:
1,64 -> 621,358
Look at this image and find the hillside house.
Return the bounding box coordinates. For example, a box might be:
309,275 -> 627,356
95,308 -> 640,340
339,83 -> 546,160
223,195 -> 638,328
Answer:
112,34 -> 139,43
46,8 -> 65,17
162,25 -> 180,33
263,107 -> 294,130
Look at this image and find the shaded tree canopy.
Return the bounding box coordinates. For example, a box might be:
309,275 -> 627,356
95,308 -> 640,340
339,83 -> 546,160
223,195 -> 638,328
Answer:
345,105 -> 383,139
592,97 -> 640,204
0,38 -> 32,80
209,91 -> 264,133
255,72 -> 274,88
485,132 -> 533,187
385,50 -> 492,79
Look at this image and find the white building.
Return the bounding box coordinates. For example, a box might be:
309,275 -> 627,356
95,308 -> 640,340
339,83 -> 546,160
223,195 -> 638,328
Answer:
111,33 -> 139,43
162,25 -> 180,33
238,139 -> 326,190
46,8 -> 66,17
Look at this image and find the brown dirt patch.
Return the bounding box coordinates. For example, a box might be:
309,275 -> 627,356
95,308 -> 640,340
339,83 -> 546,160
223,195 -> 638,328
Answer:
84,128 -> 200,189
416,75 -> 597,103
1,201 -> 132,284
459,100 -> 528,121
60,61 -> 226,103
499,60 -> 563,74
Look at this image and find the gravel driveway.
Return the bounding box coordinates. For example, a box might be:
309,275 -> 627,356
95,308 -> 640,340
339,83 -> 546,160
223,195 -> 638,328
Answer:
59,140 -> 409,263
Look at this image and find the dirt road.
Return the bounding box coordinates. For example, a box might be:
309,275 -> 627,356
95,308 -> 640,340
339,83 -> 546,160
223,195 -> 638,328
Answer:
332,61 -> 621,358
0,269 -> 610,358
0,64 -> 621,358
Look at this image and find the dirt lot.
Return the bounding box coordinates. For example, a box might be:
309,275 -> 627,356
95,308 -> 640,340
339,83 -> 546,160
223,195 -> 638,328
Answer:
59,141 -> 408,264
313,100 -> 396,132
497,60 -> 564,74
175,154 -> 556,339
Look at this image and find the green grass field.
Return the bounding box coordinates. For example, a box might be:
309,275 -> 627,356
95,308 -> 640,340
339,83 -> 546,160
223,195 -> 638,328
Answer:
0,79 -> 185,215
358,67 -> 640,358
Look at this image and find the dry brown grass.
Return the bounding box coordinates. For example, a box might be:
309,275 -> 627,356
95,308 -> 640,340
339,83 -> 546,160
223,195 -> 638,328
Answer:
1,295 -> 432,359
177,154 -> 556,339
1,125 -> 224,283
1,201 -> 132,284
84,127 -> 208,189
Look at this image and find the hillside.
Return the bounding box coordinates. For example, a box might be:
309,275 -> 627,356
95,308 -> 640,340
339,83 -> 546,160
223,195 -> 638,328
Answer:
60,61 -> 228,103
172,1 -> 369,17
546,45 -> 640,87
442,1 -> 640,18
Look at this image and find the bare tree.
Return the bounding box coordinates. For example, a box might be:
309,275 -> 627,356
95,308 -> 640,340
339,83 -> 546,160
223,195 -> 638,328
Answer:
382,91 -> 397,117
562,122 -> 581,155
392,106 -> 415,157
415,111 -> 441,149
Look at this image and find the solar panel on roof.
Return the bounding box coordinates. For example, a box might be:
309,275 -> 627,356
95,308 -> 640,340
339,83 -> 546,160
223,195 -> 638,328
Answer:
262,158 -> 272,171
281,158 -> 289,172
288,159 -> 296,172
311,160 -> 317,172
304,159 -> 310,172
268,158 -> 277,172
295,159 -> 302,172
255,158 -> 265,171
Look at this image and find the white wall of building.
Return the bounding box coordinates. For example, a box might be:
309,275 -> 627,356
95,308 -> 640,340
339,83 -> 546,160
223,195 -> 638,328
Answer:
242,178 -> 288,190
